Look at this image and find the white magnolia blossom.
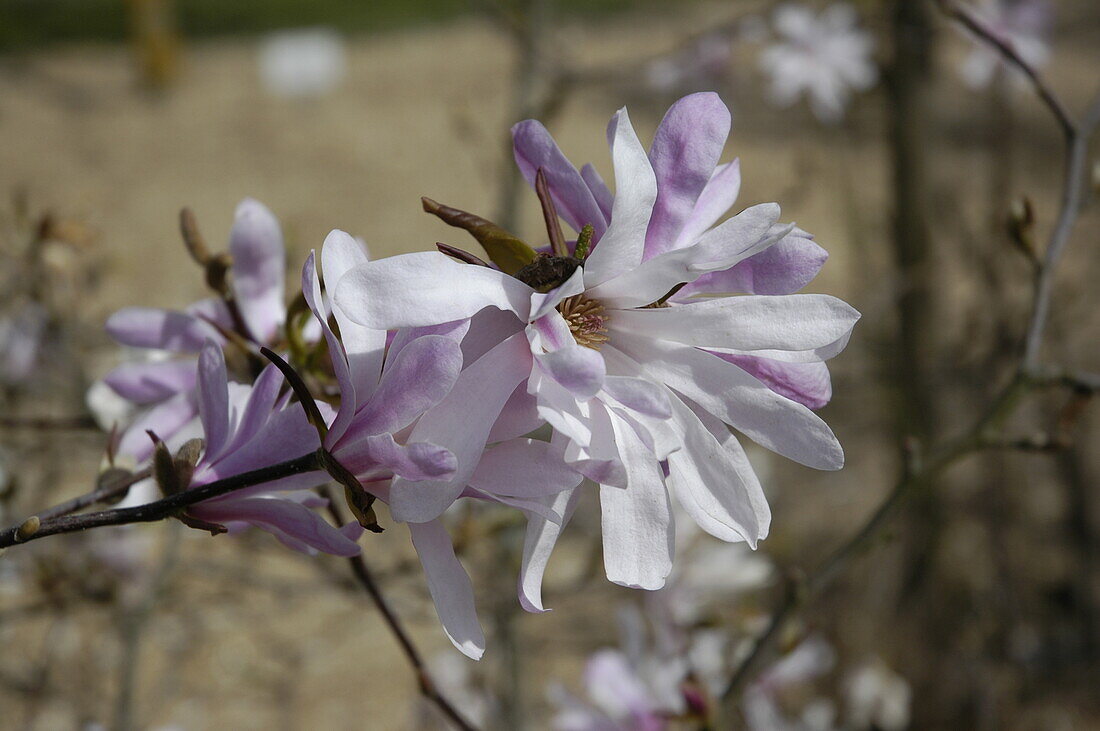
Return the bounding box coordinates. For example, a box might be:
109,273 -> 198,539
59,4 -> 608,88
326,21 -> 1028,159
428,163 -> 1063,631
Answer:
845,659 -> 911,731
259,27 -> 347,99
759,3 -> 877,122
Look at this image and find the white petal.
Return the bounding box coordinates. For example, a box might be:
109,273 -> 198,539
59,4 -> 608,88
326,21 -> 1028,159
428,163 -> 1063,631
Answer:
408,520 -> 485,660
322,230 -> 386,401
613,332 -> 844,470
582,107 -> 658,288
467,438 -> 581,499
589,203 -> 785,308
335,252 -> 534,329
599,412 -> 674,590
534,344 -> 606,400
609,294 -> 860,355
518,486 -> 582,613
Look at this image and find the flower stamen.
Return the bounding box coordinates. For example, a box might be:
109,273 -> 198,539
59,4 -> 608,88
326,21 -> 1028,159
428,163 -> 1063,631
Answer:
559,295 -> 609,349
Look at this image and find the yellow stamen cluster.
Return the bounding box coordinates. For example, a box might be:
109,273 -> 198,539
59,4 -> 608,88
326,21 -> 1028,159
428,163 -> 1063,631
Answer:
558,295 -> 609,350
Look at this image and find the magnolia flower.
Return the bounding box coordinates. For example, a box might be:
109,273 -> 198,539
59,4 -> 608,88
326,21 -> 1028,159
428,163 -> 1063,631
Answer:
958,0 -> 1052,90
845,660 -> 911,731
551,649 -> 681,731
103,198 -> 287,462
305,230 -> 581,659
336,93 -> 858,595
744,636 -> 837,731
183,341 -> 362,556
759,3 -> 877,123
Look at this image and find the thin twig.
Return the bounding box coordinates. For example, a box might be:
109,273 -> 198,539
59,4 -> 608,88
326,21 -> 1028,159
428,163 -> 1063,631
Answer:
0,452 -> 320,549
33,467 -> 152,522
322,487 -> 477,731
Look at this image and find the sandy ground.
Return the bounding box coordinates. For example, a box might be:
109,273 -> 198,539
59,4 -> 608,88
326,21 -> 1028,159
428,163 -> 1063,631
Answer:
2,2 -> 1100,729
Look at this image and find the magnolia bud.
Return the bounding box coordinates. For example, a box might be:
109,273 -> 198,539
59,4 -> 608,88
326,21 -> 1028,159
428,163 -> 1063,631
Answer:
16,516 -> 40,542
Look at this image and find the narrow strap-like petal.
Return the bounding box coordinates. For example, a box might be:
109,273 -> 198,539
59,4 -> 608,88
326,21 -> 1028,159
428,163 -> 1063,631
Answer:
409,519 -> 486,660
229,198 -> 286,344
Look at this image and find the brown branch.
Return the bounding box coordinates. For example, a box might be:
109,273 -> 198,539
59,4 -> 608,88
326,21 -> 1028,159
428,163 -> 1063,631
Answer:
0,452 -> 321,549
34,467 -> 152,522
322,487 -> 477,731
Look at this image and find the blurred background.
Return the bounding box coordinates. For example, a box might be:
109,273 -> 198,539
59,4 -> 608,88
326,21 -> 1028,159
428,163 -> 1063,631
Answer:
1,0 -> 1099,728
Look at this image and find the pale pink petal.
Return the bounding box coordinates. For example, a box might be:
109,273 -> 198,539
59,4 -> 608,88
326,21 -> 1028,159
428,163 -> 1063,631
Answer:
322,230 -> 386,401
673,160 -> 742,250
106,307 -> 220,352
534,344 -> 606,401
645,92 -> 732,259
338,432 -> 456,483
302,251 -> 358,445
677,228 -> 827,296
104,360 -> 197,404
467,438 -> 581,499
191,496 -> 361,557
580,162 -> 614,222
519,486 -> 582,613
715,355 -> 832,410
229,198 -> 286,344
196,341 -> 231,462
512,119 -> 608,237
116,391 -> 199,462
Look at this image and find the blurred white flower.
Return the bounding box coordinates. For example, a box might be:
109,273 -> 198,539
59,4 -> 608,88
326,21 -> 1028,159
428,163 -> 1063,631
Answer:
0,303 -> 47,386
958,0 -> 1052,90
419,652 -> 496,728
259,28 -> 347,99
85,379 -> 139,433
744,636 -> 837,731
845,659 -> 911,730
643,34 -> 733,95
759,3 -> 877,123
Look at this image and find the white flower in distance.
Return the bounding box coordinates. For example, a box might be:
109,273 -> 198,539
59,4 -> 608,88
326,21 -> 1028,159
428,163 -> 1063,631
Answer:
335,93 -> 859,595
259,28 -> 346,99
958,0 -> 1052,90
759,3 -> 877,122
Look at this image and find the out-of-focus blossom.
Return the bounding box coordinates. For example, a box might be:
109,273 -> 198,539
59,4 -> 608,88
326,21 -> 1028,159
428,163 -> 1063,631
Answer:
0,302 -> 47,386
759,3 -> 877,122
182,341 -> 362,557
845,659 -> 911,731
744,636 -> 837,731
337,92 -> 856,597
643,33 -> 732,95
958,0 -> 1052,90
259,28 -> 347,99
103,198 -> 287,463
306,232 -> 581,659
417,652 -> 497,727
551,649 -> 685,731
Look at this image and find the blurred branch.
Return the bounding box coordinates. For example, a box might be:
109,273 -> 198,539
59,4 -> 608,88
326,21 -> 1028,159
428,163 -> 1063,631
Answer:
0,452 -> 320,549
33,467 -> 152,523
323,487 -> 477,731
721,6 -> 1100,718
0,414 -> 98,430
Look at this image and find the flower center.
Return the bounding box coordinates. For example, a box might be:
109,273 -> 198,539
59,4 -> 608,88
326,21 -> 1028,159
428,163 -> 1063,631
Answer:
558,295 -> 609,350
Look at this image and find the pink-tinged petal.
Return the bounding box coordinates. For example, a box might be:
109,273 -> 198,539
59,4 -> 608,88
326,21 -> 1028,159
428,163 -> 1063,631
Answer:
388,320 -> 470,365
389,332 -> 532,524
104,360 -> 197,404
116,391 -> 199,462
345,334 -> 462,438
301,252 -> 357,446
196,341 -> 231,462
530,310 -> 574,351
609,294 -> 860,356
673,159 -> 742,250
191,497 -> 361,557
408,520 -> 485,660
467,438 -> 581,499
460,307 -> 525,365
512,119 -> 608,237
335,252 -> 535,329
582,108 -> 658,288
465,487 -> 564,524
487,383 -> 542,442
715,355 -> 832,410
220,363 -> 284,458
588,204 -> 785,309
580,162 -> 614,222
530,266 -> 586,321
600,375 -> 671,419
600,412 -> 674,590
229,198 -> 285,344
519,486 -> 581,613
585,650 -> 657,719
665,395 -> 770,545
185,297 -> 235,331
106,307 -> 220,352
614,332 -> 844,470
322,230 -> 387,402
534,344 -> 606,401
338,432 -> 456,482
678,228 -> 827,297
645,92 -> 732,260
530,372 -> 595,451
199,404 -> 323,488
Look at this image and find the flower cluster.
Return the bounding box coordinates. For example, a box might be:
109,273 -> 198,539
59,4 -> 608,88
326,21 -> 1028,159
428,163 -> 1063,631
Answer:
97,92 -> 858,659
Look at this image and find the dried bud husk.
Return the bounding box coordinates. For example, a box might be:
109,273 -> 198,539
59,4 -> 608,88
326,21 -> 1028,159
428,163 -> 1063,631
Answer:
174,438 -> 205,491
1007,197 -> 1038,266
205,252 -> 233,295
422,197 -> 537,275
150,432 -> 181,496
179,207 -> 210,264
176,513 -> 228,535
16,516 -> 40,541
319,449 -> 382,533
97,466 -> 134,506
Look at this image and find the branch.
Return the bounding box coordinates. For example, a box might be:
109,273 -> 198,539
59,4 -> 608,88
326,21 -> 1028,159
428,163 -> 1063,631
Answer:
936,0 -> 1076,139
0,452 -> 321,549
322,487 -> 477,731
34,467 -> 152,522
